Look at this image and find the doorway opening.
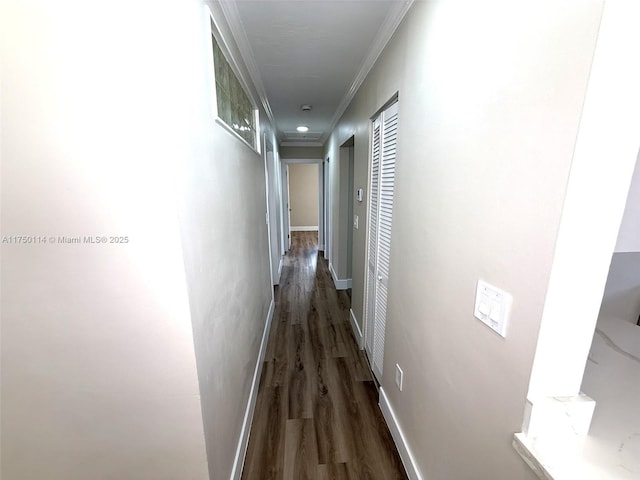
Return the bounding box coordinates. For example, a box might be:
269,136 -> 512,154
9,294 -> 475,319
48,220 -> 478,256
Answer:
282,158 -> 323,255
339,137 -> 355,282
336,137 -> 356,310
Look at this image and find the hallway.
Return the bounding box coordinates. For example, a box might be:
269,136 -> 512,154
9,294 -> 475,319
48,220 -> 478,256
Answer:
241,232 -> 407,480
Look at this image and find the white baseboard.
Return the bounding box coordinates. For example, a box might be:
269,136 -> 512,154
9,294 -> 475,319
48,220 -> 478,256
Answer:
230,299 -> 275,480
349,309 -> 363,349
290,226 -> 319,231
379,387 -> 423,480
329,262 -> 352,290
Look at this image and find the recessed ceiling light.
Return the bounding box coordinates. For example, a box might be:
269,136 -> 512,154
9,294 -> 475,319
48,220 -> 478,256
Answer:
296,126 -> 309,132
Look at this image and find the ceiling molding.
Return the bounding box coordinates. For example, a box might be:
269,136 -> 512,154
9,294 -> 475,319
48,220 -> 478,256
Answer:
280,141 -> 324,148
218,0 -> 281,144
281,158 -> 323,164
320,0 -> 415,145
282,131 -> 323,143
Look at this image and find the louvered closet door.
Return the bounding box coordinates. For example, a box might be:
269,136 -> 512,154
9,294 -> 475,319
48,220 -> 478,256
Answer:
365,118 -> 381,362
365,101 -> 398,381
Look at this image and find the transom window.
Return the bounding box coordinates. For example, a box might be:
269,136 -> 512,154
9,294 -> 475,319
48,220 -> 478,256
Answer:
211,32 -> 257,149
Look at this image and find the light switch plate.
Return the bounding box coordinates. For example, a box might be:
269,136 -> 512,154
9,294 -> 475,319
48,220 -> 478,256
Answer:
395,364 -> 403,391
353,215 -> 359,229
474,280 -> 511,337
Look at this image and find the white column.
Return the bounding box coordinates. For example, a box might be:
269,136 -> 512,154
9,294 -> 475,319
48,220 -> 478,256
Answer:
523,0 -> 640,440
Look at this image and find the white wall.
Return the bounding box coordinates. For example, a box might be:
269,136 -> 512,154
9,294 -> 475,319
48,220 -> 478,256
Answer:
288,163 -> 319,228
0,1 -> 276,479
615,151 -> 640,253
0,1 -> 209,479
324,1 -> 604,478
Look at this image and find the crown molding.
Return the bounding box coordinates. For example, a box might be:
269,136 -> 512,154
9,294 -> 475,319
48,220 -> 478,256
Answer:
320,0 -> 415,145
218,0 -> 281,144
280,141 -> 324,148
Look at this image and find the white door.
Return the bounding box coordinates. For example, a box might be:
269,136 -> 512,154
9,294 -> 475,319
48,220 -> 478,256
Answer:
365,101 -> 398,381
324,158 -> 331,260
265,148 -> 280,284
282,164 -> 291,251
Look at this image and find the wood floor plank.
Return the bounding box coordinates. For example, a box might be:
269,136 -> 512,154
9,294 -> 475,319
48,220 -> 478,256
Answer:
241,231 -> 408,479
241,385 -> 287,480
311,361 -> 349,464
352,380 -> 407,479
336,320 -> 372,382
284,418 -> 319,480
288,323 -> 313,419
317,462 -> 351,480
270,316 -> 289,387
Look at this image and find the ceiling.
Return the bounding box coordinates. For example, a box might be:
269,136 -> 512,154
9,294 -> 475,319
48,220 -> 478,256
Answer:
219,0 -> 414,147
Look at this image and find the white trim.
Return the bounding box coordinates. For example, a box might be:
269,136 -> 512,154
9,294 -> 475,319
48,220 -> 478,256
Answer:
277,257 -> 283,279
324,158 -> 330,261
318,162 -> 324,252
349,309 -> 363,349
290,226 -> 319,232
280,141 -> 324,147
318,244 -> 325,251
230,299 -> 275,480
320,0 -> 414,145
329,262 -> 352,290
379,387 -> 423,480
214,117 -> 260,155
263,135 -> 275,286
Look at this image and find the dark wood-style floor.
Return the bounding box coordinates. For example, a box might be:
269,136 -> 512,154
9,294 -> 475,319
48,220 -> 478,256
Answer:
241,231 -> 408,480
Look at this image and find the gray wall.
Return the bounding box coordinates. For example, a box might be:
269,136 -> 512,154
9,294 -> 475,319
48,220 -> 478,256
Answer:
1,2 -> 209,478
599,253 -> 640,325
615,150 -> 640,253
280,145 -> 324,159
606,149 -> 640,324
1,1 -> 275,479
606,151 -> 640,324
180,2 -> 276,477
324,1 -> 603,478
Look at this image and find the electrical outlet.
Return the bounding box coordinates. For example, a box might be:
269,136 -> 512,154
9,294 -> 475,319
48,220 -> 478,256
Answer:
353,214 -> 359,229
395,364 -> 403,391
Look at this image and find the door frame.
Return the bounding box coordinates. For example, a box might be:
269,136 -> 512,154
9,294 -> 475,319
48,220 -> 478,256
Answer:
281,158 -> 323,251
324,157 -> 331,260
263,137 -> 282,285
363,97 -> 399,381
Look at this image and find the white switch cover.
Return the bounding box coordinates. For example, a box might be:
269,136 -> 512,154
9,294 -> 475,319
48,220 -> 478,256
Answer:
395,364 -> 403,391
353,214 -> 359,229
474,280 -> 511,337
